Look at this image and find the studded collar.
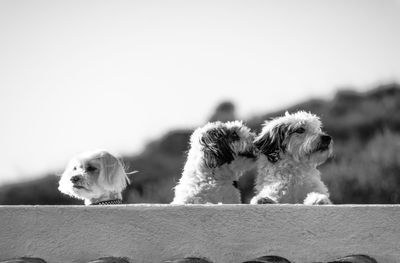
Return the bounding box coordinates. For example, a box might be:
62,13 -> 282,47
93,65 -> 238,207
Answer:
91,199 -> 123,205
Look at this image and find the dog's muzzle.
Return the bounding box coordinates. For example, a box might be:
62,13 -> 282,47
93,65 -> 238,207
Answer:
315,134 -> 332,152
237,144 -> 258,159
238,151 -> 257,159
70,175 -> 86,189
70,175 -> 81,183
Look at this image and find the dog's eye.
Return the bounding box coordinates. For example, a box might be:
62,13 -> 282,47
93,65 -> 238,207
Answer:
72,166 -> 77,171
86,165 -> 97,172
295,127 -> 305,134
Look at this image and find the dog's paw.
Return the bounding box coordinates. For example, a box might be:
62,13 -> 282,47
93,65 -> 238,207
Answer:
250,196 -> 277,205
303,192 -> 332,205
257,197 -> 277,204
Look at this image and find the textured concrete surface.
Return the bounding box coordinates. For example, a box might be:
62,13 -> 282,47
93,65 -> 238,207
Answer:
0,205 -> 399,263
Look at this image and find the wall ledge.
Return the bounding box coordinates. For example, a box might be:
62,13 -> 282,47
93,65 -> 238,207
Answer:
0,205 -> 399,263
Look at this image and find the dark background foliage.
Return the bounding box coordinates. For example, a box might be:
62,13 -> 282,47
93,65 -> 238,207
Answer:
1,83 -> 399,205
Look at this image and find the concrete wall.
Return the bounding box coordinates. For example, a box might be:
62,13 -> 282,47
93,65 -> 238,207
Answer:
0,205 -> 399,263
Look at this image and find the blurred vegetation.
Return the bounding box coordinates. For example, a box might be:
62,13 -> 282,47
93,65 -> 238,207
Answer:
1,83 -> 400,205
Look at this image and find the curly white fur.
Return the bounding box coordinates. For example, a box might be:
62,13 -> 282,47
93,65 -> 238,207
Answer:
58,149 -> 130,205
172,121 -> 257,204
251,111 -> 333,205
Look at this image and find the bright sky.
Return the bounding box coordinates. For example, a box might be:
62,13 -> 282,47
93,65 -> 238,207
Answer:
1,0 -> 400,185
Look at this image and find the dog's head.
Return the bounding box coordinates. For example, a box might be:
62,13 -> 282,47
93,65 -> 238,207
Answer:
254,111 -> 333,165
58,150 -> 130,202
192,121 -> 256,170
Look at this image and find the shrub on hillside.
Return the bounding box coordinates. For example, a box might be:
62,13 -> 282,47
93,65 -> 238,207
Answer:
322,130 -> 400,204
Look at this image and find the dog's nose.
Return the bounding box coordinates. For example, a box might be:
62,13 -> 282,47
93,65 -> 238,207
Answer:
320,135 -> 331,146
70,175 -> 81,183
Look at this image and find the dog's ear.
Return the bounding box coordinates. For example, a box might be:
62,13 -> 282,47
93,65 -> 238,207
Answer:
200,127 -> 236,168
254,124 -> 288,163
99,152 -> 129,192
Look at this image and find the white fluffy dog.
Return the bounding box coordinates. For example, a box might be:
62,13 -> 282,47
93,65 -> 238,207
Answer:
250,111 -> 333,205
58,150 -> 130,205
172,121 -> 257,204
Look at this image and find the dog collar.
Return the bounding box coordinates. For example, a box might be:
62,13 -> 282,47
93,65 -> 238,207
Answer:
91,199 -> 123,205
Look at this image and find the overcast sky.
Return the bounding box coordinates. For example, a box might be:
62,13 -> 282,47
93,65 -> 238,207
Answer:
1,0 -> 400,185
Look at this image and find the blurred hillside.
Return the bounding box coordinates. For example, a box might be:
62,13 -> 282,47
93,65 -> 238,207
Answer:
1,83 -> 399,205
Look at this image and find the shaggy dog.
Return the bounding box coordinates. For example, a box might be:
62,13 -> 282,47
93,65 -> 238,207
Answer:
172,121 -> 257,204
58,150 -> 130,205
250,111 -> 333,205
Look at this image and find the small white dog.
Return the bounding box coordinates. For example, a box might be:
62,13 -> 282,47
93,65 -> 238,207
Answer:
172,121 -> 257,204
58,150 -> 130,205
250,111 -> 333,205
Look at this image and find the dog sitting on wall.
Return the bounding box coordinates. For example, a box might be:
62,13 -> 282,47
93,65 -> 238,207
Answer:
58,150 -> 130,205
250,111 -> 333,205
172,121 -> 257,204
